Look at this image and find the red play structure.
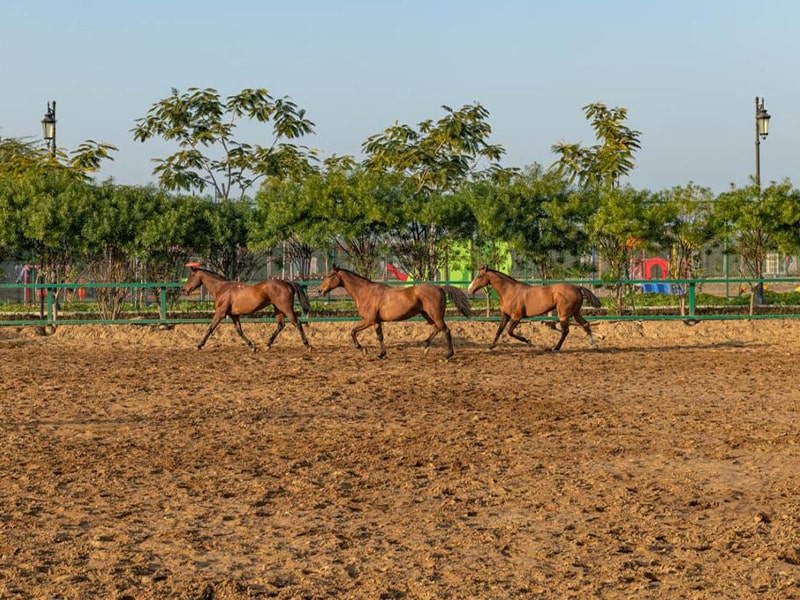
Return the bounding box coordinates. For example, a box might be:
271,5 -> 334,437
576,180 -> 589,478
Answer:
385,263 -> 409,282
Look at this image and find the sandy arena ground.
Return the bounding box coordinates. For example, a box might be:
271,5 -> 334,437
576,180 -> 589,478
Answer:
1,318 -> 799,599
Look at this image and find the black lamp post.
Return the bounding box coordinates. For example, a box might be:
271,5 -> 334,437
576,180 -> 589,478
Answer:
754,97 -> 771,304
754,96 -> 770,188
41,101 -> 56,157
37,101 -> 57,324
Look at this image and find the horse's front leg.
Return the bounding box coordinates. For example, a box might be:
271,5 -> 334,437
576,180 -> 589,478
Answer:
350,320 -> 374,353
232,315 -> 257,351
507,319 -> 530,345
197,311 -> 225,349
489,313 -> 510,349
266,313 -> 286,349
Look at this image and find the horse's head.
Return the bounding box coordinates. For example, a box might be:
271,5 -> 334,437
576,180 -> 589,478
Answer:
318,265 -> 343,296
182,266 -> 203,295
467,265 -> 490,294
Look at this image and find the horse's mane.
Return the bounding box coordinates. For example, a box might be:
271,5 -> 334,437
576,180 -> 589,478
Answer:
334,266 -> 373,282
191,267 -> 230,281
484,267 -> 519,284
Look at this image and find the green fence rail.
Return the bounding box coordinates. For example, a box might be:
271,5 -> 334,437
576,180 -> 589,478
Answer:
1,277 -> 800,327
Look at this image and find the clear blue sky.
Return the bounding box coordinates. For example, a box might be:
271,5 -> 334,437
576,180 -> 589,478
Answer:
2,0 -> 797,193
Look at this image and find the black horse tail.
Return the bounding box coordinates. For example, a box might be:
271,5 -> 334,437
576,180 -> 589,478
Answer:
287,281 -> 312,314
442,285 -> 472,318
579,286 -> 602,309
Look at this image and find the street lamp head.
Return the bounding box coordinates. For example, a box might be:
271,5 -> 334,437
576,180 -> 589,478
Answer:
756,97 -> 770,139
41,101 -> 56,141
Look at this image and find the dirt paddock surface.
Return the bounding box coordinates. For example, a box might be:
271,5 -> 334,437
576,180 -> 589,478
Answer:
1,319 -> 799,599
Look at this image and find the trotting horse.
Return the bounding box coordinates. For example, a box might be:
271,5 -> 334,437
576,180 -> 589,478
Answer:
467,266 -> 601,352
318,265 -> 472,359
182,265 -> 311,351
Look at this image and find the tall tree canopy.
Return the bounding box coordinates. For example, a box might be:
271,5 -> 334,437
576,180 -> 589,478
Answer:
133,87 -> 317,201
362,103 -> 509,279
551,102 -> 641,190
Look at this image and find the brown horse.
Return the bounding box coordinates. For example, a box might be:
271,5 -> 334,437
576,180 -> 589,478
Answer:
467,266 -> 601,352
318,265 -> 472,359
182,266 -> 311,351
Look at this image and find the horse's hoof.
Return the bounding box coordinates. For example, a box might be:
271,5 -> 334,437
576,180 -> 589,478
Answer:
377,353 -> 387,360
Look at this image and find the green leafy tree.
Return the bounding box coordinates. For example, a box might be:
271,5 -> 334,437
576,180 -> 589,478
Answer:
304,166 -> 403,277
0,169 -> 96,314
0,132 -> 115,300
82,184 -> 154,317
133,87 -> 317,201
0,136 -> 116,179
550,101 -> 644,304
464,164 -> 593,278
362,103 -> 509,280
551,102 -> 641,190
714,179 -> 800,314
198,199 -> 261,280
251,179 -> 314,279
139,194 -> 212,285
657,183 -> 720,314
766,180 -> 800,256
585,186 -> 662,311
0,137 -> 38,176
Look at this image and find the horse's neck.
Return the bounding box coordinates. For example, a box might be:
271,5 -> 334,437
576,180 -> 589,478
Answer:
339,270 -> 373,298
199,272 -> 228,296
487,271 -> 518,293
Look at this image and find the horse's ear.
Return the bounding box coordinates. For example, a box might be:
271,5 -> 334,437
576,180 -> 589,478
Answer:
332,264 -> 339,271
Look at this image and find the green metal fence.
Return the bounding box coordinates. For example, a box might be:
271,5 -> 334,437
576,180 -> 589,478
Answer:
1,277 -> 799,327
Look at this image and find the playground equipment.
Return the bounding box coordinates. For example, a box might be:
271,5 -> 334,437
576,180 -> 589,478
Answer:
636,257 -> 680,294
385,263 -> 410,282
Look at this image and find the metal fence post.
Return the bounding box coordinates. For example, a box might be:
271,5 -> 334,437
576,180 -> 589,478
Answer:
159,286 -> 167,322
46,287 -> 54,325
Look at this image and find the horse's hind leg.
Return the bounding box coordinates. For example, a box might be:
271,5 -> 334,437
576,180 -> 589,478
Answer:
424,316 -> 455,359
573,312 -> 597,346
232,315 -> 257,351
423,326 -> 442,354
266,313 -> 286,348
507,319 -> 531,345
442,326 -> 455,359
286,310 -> 311,350
375,323 -> 387,359
419,312 -> 443,355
